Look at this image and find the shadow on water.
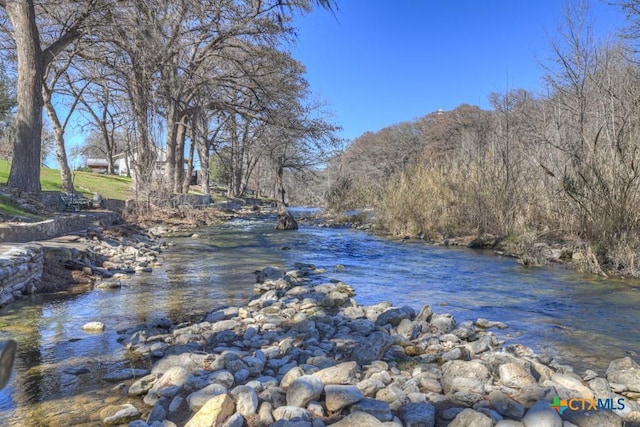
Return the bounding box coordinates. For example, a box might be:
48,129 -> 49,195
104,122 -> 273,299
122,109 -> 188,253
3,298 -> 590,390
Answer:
0,213 -> 639,424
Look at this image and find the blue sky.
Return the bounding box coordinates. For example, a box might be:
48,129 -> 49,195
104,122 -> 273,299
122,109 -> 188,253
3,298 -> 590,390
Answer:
291,1 -> 627,142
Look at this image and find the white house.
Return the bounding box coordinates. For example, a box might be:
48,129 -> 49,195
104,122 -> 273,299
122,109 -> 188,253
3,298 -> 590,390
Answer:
113,147 -> 167,177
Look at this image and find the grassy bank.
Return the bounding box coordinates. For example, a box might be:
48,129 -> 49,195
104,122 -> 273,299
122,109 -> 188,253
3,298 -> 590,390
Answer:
0,161 -> 132,201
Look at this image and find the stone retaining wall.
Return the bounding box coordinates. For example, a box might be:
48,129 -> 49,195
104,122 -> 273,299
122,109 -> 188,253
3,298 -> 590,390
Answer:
0,212 -> 120,243
0,211 -> 121,308
0,245 -> 43,306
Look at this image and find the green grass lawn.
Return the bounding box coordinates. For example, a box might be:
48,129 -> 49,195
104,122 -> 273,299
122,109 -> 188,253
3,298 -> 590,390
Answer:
0,194 -> 42,220
0,160 -> 132,200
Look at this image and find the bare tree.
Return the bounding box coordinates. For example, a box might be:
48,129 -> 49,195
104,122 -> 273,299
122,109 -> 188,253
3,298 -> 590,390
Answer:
0,0 -> 103,192
42,50 -> 88,191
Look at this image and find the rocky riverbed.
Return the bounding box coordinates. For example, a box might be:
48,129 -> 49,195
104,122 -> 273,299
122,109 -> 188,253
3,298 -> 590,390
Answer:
87,264 -> 640,427
39,224 -> 170,292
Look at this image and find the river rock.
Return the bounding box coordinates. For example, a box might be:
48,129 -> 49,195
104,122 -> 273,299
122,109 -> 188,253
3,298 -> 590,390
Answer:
349,398 -> 393,422
521,400 -> 562,427
476,318 -> 508,329
376,383 -> 407,410
147,400 -> 167,423
430,314 -> 456,333
364,302 -> 393,322
325,384 -> 364,411
258,401 -> 275,425
375,305 -> 416,327
256,266 -> 283,283
312,361 -> 359,385
441,360 -> 490,394
129,374 -> 159,396
356,378 -> 386,397
281,366 -> 305,389
396,318 -> 420,340
551,372 -> 594,399
63,366 -> 90,375
398,402 -> 436,427
223,413 -> 244,427
272,406 -> 311,421
286,375 -> 323,407
103,368 -> 149,382
352,331 -> 394,365
499,363 -> 536,388
488,390 -> 525,419
187,383 -> 228,412
450,377 -> 485,394
99,403 -> 141,426
415,304 -> 433,322
607,357 -> 640,393
230,385 -> 259,416
331,411 -> 385,427
151,353 -> 209,374
184,393 -> 235,427
449,408 -> 492,427
82,321 -> 105,332
562,409 -> 623,427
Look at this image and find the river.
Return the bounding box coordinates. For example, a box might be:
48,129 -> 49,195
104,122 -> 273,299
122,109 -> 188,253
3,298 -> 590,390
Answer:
0,213 -> 639,425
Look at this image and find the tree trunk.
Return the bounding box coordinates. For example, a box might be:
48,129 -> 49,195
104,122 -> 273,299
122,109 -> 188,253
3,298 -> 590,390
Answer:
129,72 -> 153,190
100,102 -> 115,175
103,121 -> 114,175
165,100 -> 178,193
43,88 -> 73,192
195,114 -> 211,195
5,0 -> 44,193
182,136 -> 195,193
197,143 -> 210,195
174,116 -> 188,193
276,163 -> 286,206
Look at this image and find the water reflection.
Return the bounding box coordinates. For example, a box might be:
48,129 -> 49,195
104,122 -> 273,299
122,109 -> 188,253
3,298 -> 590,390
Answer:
0,215 -> 638,424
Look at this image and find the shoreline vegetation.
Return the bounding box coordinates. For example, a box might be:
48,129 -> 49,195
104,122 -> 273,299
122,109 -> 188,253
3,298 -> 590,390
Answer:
321,12 -> 640,280
311,210 -> 612,279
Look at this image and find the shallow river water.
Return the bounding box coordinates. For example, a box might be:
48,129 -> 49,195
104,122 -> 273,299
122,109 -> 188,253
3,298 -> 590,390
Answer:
0,213 -> 639,425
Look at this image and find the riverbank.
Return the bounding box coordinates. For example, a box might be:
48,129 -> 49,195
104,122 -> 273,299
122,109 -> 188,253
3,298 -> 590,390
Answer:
92,263 -> 640,427
0,193 -> 271,300
3,209 -> 640,425
311,210 -> 618,279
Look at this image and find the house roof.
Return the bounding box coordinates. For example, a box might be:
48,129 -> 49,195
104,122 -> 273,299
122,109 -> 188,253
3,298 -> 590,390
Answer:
86,158 -> 109,167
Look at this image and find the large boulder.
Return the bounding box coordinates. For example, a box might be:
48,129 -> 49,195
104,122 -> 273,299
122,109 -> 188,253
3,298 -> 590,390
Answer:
499,363 -> 536,388
352,332 -> 395,366
522,400 -> 562,427
185,394 -> 234,427
313,361 -> 360,385
99,403 -> 141,426
449,408 -> 492,427
398,402 -> 436,427
441,360 -> 491,394
325,385 -> 364,411
276,207 -> 298,230
607,357 -> 640,393
286,375 -> 323,407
